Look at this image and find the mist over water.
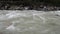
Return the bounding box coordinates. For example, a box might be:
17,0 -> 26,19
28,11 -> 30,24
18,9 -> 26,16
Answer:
0,10 -> 60,34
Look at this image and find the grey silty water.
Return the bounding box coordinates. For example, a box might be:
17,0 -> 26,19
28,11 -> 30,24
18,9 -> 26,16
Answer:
0,10 -> 60,34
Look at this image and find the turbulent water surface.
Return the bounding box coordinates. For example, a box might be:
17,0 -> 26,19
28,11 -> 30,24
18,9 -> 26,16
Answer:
0,10 -> 60,34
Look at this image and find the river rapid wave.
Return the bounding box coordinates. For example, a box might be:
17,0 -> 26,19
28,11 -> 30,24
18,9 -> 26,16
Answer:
0,10 -> 60,34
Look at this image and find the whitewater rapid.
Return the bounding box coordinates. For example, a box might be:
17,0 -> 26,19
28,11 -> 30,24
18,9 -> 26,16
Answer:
0,10 -> 60,34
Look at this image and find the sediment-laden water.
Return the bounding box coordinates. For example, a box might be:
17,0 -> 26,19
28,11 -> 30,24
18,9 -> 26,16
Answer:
0,10 -> 60,34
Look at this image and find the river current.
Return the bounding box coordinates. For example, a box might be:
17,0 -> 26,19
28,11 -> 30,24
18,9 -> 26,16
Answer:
0,10 -> 60,34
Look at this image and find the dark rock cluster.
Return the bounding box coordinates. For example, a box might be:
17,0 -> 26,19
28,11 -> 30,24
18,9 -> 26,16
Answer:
0,3 -> 60,11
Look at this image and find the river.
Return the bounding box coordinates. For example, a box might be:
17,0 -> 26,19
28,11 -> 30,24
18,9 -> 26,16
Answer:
0,10 -> 60,34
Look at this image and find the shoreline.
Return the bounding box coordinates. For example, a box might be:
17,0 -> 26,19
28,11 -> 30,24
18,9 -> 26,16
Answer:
0,5 -> 60,11
0,2 -> 60,11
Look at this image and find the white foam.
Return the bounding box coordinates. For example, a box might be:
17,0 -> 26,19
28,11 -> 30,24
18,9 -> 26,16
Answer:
55,11 -> 60,15
6,25 -> 15,30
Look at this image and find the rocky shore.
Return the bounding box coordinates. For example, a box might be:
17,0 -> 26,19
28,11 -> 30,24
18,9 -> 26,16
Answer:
0,3 -> 60,11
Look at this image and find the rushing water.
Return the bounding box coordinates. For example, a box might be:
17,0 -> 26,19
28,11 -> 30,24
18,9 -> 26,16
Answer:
0,10 -> 60,34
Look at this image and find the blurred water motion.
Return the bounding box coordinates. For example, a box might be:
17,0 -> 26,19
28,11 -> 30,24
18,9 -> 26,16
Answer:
0,10 -> 60,34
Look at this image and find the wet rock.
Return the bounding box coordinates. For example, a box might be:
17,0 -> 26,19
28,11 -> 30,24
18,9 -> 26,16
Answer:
4,4 -> 10,10
24,6 -> 29,10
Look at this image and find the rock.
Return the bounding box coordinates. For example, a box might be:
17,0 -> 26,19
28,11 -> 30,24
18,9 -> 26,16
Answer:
24,7 -> 29,10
